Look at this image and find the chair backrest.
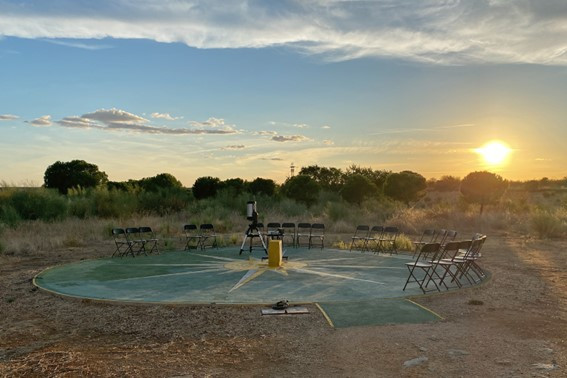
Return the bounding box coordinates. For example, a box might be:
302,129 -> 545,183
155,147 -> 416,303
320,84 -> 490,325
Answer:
112,228 -> 125,236
282,222 -> 295,229
139,226 -> 153,234
125,227 -> 139,234
311,223 -> 325,234
445,230 -> 458,242
184,224 -> 198,232
200,224 -> 215,233
267,222 -> 281,230
419,229 -> 435,243
383,226 -> 399,236
297,223 -> 311,230
355,225 -> 370,234
439,240 -> 462,260
416,242 -> 441,260
370,225 -> 384,233
434,229 -> 448,243
256,222 -> 265,230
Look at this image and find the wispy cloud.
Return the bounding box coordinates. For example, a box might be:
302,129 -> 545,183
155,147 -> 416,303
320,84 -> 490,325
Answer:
151,112 -> 182,121
0,1 -> 565,65
27,115 -> 52,127
0,114 -> 19,120
222,144 -> 246,150
272,135 -> 309,142
321,125 -> 331,129
322,139 -> 334,146
55,108 -> 238,135
41,39 -> 112,50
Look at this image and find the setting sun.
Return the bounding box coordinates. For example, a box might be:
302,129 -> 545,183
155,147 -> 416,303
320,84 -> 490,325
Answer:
475,141 -> 512,165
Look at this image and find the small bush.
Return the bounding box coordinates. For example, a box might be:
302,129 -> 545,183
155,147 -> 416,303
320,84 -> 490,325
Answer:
530,211 -> 565,238
0,204 -> 21,227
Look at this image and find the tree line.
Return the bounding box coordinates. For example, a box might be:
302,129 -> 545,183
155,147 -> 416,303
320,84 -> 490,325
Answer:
40,160 -> 515,215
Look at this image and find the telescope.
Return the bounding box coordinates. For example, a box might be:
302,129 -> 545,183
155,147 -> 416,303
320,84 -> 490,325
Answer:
246,200 -> 258,224
240,200 -> 266,254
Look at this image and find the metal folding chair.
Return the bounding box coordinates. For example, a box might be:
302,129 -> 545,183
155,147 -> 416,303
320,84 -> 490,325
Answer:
139,226 -> 159,254
183,224 -> 203,250
363,225 -> 384,252
403,243 -> 442,294
379,226 -> 399,254
296,223 -> 311,248
125,227 -> 146,256
266,222 -> 283,241
412,229 -> 436,257
112,228 -> 134,257
350,225 -> 370,251
309,223 -> 325,249
280,222 -> 296,248
199,224 -> 218,250
430,240 -> 471,290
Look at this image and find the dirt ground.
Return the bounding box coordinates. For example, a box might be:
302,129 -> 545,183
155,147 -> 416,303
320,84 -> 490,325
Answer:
1,235 -> 565,377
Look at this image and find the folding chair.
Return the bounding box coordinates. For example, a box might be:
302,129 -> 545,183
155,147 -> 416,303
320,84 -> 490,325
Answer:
442,230 -> 458,247
379,226 -> 399,254
350,225 -> 370,251
183,224 -> 203,250
412,229 -> 436,257
112,228 -> 134,257
456,235 -> 487,284
363,225 -> 384,252
296,223 -> 311,248
139,226 -> 159,254
266,222 -> 283,241
434,229 -> 448,245
430,240 -> 471,290
281,222 -> 296,248
403,243 -> 442,294
309,223 -> 325,249
124,227 -> 146,256
199,224 -> 218,250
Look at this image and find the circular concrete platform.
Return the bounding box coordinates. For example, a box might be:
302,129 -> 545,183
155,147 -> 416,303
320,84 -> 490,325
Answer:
34,247 -> 427,304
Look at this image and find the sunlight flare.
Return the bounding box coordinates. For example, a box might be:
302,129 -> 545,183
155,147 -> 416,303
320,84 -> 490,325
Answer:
474,141 -> 511,165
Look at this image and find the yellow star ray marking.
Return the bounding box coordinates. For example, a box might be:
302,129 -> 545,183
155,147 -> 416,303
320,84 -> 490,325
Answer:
224,257 -> 307,292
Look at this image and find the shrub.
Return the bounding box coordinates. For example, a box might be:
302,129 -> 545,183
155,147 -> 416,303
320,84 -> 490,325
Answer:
9,189 -> 67,221
192,176 -> 222,200
530,210 -> 565,238
0,204 -> 21,227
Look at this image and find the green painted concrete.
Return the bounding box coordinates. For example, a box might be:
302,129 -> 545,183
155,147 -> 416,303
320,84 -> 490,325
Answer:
35,247 -> 462,326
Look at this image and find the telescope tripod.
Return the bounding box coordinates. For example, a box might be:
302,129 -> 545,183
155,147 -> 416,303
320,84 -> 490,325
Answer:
239,222 -> 267,255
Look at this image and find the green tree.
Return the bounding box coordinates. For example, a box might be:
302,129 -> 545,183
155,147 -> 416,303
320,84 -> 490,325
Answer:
299,165 -> 344,191
345,165 -> 390,192
431,175 -> 461,192
221,178 -> 247,194
281,175 -> 320,206
340,174 -> 377,205
192,176 -> 221,199
460,171 -> 508,214
44,160 -> 108,194
383,171 -> 427,205
248,177 -> 276,196
138,173 -> 183,192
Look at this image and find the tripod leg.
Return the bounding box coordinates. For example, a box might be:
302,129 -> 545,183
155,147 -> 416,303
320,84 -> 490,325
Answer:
239,230 -> 249,255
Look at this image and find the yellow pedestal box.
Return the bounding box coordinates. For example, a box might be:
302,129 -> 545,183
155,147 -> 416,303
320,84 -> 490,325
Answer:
268,240 -> 283,267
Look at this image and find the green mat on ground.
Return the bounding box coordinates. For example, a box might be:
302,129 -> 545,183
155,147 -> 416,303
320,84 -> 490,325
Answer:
317,299 -> 441,328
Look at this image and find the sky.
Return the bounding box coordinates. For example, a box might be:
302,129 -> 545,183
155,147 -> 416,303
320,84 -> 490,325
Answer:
1,0 -> 566,187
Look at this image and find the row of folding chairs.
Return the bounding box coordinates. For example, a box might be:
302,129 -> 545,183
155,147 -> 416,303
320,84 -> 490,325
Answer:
183,224 -> 218,250
412,228 -> 458,257
403,234 -> 487,294
260,222 -> 325,249
349,225 -> 399,254
112,227 -> 159,258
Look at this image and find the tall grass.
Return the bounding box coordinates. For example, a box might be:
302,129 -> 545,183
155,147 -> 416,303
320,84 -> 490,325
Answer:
1,186 -> 566,256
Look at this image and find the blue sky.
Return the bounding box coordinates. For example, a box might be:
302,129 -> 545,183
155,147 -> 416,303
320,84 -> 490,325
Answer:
1,0 -> 566,186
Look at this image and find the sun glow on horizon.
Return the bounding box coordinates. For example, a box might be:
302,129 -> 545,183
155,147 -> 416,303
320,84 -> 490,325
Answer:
474,141 -> 512,166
